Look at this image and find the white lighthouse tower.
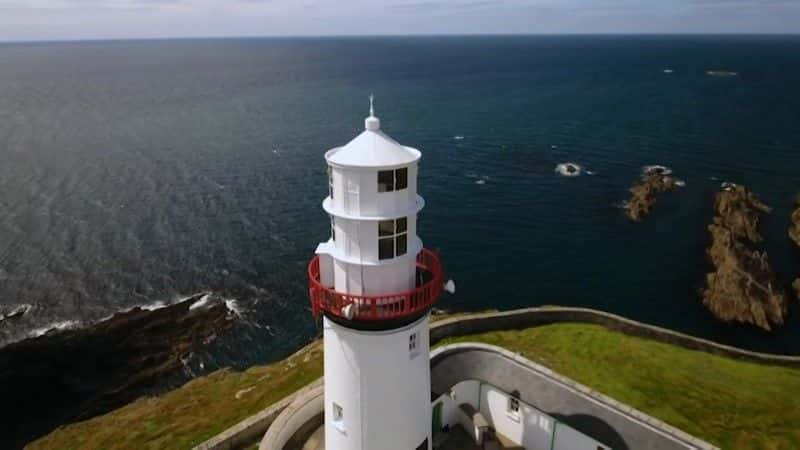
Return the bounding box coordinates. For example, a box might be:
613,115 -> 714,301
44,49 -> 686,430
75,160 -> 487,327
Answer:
307,97 -> 443,450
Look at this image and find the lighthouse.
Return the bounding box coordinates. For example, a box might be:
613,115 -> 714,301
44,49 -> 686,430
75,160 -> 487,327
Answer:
307,97 -> 443,450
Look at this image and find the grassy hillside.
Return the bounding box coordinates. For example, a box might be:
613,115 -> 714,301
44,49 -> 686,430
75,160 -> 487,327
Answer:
29,323 -> 800,450
27,341 -> 323,450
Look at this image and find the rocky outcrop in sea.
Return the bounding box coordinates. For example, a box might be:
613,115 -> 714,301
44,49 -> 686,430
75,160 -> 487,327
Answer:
701,184 -> 787,331
0,293 -> 236,449
623,166 -> 683,222
790,196 -> 800,300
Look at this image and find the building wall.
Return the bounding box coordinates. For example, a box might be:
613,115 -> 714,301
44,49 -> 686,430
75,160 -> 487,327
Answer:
434,380 -> 609,450
323,315 -> 431,450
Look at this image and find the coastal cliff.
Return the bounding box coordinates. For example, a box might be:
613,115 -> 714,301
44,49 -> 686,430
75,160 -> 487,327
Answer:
624,167 -> 682,222
0,293 -> 235,449
701,185 -> 786,331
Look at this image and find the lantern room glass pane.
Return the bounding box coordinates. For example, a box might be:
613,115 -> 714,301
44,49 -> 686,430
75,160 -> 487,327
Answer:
396,217 -> 407,233
379,220 -> 394,236
396,233 -> 407,256
378,170 -> 394,192
379,237 -> 394,260
395,167 -> 408,190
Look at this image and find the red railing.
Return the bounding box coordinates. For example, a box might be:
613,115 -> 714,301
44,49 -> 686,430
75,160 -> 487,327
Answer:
308,248 -> 443,321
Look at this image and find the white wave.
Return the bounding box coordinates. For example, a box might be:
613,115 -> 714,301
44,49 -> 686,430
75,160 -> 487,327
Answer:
29,320 -> 81,338
1,303 -> 32,320
189,293 -> 213,311
453,135 -> 464,140
551,145 -> 558,149
663,69 -> 674,74
706,70 -> 738,77
225,299 -> 245,317
475,179 -> 486,185
722,182 -> 738,191
675,179 -> 687,187
709,176 -> 719,181
140,301 -> 167,311
585,170 -> 595,176
555,162 -> 582,177
642,165 -> 672,176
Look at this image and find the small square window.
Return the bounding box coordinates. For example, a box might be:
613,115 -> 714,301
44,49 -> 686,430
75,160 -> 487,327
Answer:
508,398 -> 520,414
395,168 -> 408,190
378,219 -> 394,237
396,217 -> 407,233
378,170 -> 394,192
379,237 -> 394,260
396,234 -> 407,256
333,402 -> 343,421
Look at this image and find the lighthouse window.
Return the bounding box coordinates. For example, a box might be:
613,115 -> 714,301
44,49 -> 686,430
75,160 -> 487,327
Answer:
330,216 -> 336,241
328,166 -> 334,199
395,167 -> 408,190
378,218 -> 408,260
377,167 -> 409,192
378,170 -> 394,192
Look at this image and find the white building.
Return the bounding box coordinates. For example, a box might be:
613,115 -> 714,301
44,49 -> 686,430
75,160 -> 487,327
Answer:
307,98 -> 444,450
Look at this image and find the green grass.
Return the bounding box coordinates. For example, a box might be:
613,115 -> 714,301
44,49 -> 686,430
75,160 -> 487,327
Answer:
27,341 -> 323,450
28,323 -> 800,450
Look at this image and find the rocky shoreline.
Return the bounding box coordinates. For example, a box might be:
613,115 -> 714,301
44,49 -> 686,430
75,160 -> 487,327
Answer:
700,184 -> 787,331
623,166 -> 683,221
0,293 -> 236,449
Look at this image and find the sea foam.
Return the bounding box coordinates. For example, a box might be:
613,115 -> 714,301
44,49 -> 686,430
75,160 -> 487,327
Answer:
555,162 -> 582,177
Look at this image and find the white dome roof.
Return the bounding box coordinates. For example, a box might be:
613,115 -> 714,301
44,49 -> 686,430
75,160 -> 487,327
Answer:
326,115 -> 421,169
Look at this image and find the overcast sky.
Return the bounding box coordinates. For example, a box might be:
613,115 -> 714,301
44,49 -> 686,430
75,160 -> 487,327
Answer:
1,0 -> 798,41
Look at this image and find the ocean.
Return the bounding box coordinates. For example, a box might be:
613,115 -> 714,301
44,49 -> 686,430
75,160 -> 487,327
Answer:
1,35 -> 799,371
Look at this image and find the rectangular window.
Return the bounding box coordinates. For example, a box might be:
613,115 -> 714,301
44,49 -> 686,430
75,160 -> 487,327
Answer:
508,397 -> 520,414
377,167 -> 409,193
396,233 -> 407,256
378,170 -> 394,193
379,237 -> 394,260
395,167 -> 408,190
379,219 -> 394,237
333,402 -> 343,421
332,402 -> 345,433
377,217 -> 408,260
330,216 -> 336,242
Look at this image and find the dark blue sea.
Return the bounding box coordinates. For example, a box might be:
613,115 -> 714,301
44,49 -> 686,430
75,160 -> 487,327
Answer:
1,35 -> 800,370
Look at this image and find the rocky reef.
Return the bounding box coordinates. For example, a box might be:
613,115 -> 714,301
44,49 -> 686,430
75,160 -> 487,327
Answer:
790,196 -> 800,300
0,293 -> 235,449
701,184 -> 787,331
623,166 -> 683,221
789,196 -> 800,248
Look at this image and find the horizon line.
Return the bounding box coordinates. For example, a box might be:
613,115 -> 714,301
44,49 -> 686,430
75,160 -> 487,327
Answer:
2,32 -> 799,45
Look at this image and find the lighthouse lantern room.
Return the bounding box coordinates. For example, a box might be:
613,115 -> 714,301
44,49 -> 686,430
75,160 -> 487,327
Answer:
307,97 -> 443,450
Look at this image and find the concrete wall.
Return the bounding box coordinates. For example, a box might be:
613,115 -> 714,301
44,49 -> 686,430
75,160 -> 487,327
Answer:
259,384 -> 324,450
435,380 -> 608,450
430,307 -> 800,368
